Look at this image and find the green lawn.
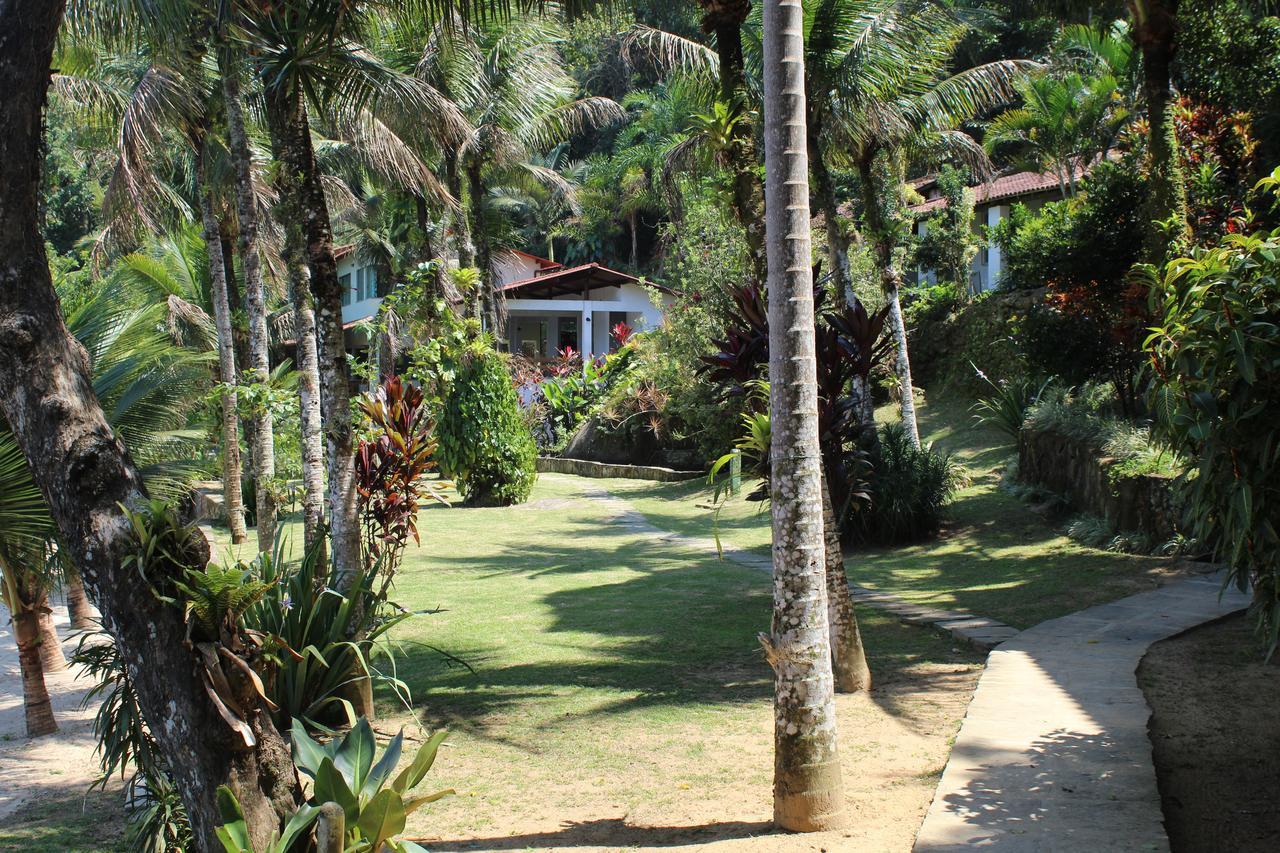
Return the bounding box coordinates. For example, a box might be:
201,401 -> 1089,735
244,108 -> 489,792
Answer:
603,391 -> 1179,629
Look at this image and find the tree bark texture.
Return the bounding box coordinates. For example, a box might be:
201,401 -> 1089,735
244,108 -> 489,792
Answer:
1131,0 -> 1188,261
2,553 -> 58,737
701,0 -> 768,287
761,0 -> 846,832
821,480 -> 870,693
858,156 -> 920,447
282,223 -> 326,559
220,38 -> 277,551
264,84 -> 361,589
0,5 -> 302,845
35,588 -> 67,673
198,146 -> 250,545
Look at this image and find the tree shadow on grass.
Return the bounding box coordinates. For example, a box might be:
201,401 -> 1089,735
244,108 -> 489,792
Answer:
415,817 -> 777,851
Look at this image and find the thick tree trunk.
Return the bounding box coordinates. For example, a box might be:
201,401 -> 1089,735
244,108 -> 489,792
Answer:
858,157 -> 920,447
821,480 -> 870,693
198,147 -> 250,545
0,6 -> 302,846
65,565 -> 96,629
220,38 -> 277,551
35,589 -> 67,673
761,0 -> 845,832
264,85 -> 361,590
283,226 -> 326,559
1132,0 -> 1187,261
702,2 -> 768,286
13,606 -> 57,737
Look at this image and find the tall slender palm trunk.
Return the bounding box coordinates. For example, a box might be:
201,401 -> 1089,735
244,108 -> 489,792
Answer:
220,38 -> 277,551
858,156 -> 920,447
197,144 -> 250,544
2,554 -> 58,737
444,150 -> 475,271
821,478 -> 870,693
809,126 -> 853,300
265,85 -> 361,589
64,565 -> 96,629
466,159 -> 497,332
1131,0 -> 1187,261
761,0 -> 845,832
283,225 -> 326,559
35,589 -> 67,672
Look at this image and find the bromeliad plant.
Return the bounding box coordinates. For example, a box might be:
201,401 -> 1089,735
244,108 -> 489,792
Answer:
215,718 -> 451,853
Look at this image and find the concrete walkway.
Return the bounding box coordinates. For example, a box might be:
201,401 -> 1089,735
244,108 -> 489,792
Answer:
913,570 -> 1250,852
571,479 -> 1020,650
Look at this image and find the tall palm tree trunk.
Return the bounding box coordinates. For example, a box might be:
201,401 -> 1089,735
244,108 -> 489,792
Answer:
283,225 -> 326,559
761,0 -> 845,832
444,150 -> 475,270
1131,0 -> 1187,261
220,38 -> 277,551
466,159 -> 497,332
35,588 -> 67,672
2,555 -> 58,737
821,478 -> 870,693
1,5 -> 302,844
809,123 -> 853,300
858,156 -> 920,447
265,85 -> 361,590
64,565 -> 96,629
197,144 -> 250,544
701,0 -> 768,286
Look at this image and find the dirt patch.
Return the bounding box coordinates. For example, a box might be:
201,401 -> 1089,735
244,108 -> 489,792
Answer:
1138,612 -> 1280,853
410,660 -> 981,852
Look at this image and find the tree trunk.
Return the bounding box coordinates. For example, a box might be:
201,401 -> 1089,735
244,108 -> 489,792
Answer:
629,211 -> 639,269
761,0 -> 845,832
65,564 -> 96,629
283,223 -> 326,561
858,156 -> 920,448
1131,0 -> 1188,262
220,37 -> 277,552
444,150 -> 475,270
12,604 -> 57,737
808,120 -> 853,301
821,479 -> 870,693
1,6 -> 303,844
701,1 -> 768,286
264,84 -> 361,591
466,159 -> 498,333
198,146 -> 250,545
35,589 -> 67,673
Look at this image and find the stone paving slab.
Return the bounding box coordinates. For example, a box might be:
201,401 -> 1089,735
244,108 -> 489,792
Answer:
913,571 -> 1250,852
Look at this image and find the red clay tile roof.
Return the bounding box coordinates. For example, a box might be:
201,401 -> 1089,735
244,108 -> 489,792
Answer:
909,167 -> 1077,214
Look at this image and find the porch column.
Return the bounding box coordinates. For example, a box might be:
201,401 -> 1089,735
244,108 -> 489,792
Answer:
579,308 -> 594,374
987,204 -> 1007,290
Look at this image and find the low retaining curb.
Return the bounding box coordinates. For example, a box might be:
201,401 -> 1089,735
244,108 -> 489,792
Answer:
536,456 -> 704,482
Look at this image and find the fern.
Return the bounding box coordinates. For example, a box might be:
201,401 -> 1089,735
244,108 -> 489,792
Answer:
174,565 -> 271,641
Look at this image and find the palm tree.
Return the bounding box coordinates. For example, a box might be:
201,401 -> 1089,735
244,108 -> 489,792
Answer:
761,0 -> 845,833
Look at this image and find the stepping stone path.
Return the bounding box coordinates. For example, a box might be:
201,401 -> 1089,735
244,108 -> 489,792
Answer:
914,570 -> 1250,852
572,479 -> 1020,651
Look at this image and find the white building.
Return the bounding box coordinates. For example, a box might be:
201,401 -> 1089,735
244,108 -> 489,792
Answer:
909,165 -> 1084,293
333,246 -> 670,365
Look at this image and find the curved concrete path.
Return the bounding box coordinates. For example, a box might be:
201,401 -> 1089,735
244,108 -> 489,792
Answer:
913,570 -> 1250,852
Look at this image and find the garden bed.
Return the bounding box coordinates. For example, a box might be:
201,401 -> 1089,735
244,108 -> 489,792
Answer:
1138,612 -> 1280,852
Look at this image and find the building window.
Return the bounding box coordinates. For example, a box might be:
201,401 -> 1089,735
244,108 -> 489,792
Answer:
366,266 -> 378,300
340,273 -> 352,306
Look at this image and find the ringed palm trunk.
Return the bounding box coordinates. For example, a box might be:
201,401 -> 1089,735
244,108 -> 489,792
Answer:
1,6 -> 302,846
64,565 -> 96,629
2,556 -> 58,737
858,156 -> 920,448
700,0 -> 768,286
808,118 -> 853,301
466,159 -> 497,332
444,150 -> 475,270
282,223 -> 326,560
35,588 -> 66,673
197,144 -> 250,544
761,0 -> 845,832
264,85 -> 361,591
1131,0 -> 1188,261
821,478 -> 870,693
220,39 -> 277,551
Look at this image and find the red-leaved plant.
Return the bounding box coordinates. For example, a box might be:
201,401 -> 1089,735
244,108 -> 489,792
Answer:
356,376 -> 449,594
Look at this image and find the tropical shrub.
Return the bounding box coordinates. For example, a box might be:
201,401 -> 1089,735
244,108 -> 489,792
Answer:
846,423 -> 962,546
970,368 -> 1055,441
436,349 -> 537,506
1144,168 -> 1280,653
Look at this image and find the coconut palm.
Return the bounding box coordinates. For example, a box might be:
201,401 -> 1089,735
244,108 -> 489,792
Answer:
760,0 -> 845,832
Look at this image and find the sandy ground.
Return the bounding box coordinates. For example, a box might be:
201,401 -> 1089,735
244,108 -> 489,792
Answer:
0,605 -> 107,823
411,662 -> 982,853
1139,612 -> 1280,853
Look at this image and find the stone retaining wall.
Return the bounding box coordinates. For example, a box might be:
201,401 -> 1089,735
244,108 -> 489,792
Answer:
1018,427 -> 1180,540
537,456 -> 703,482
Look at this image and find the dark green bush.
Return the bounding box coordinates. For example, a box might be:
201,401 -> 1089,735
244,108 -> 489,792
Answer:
437,350 -> 538,506
847,423 -> 962,546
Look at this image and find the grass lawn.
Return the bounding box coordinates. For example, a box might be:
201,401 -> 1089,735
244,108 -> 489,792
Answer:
602,391 -> 1181,629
